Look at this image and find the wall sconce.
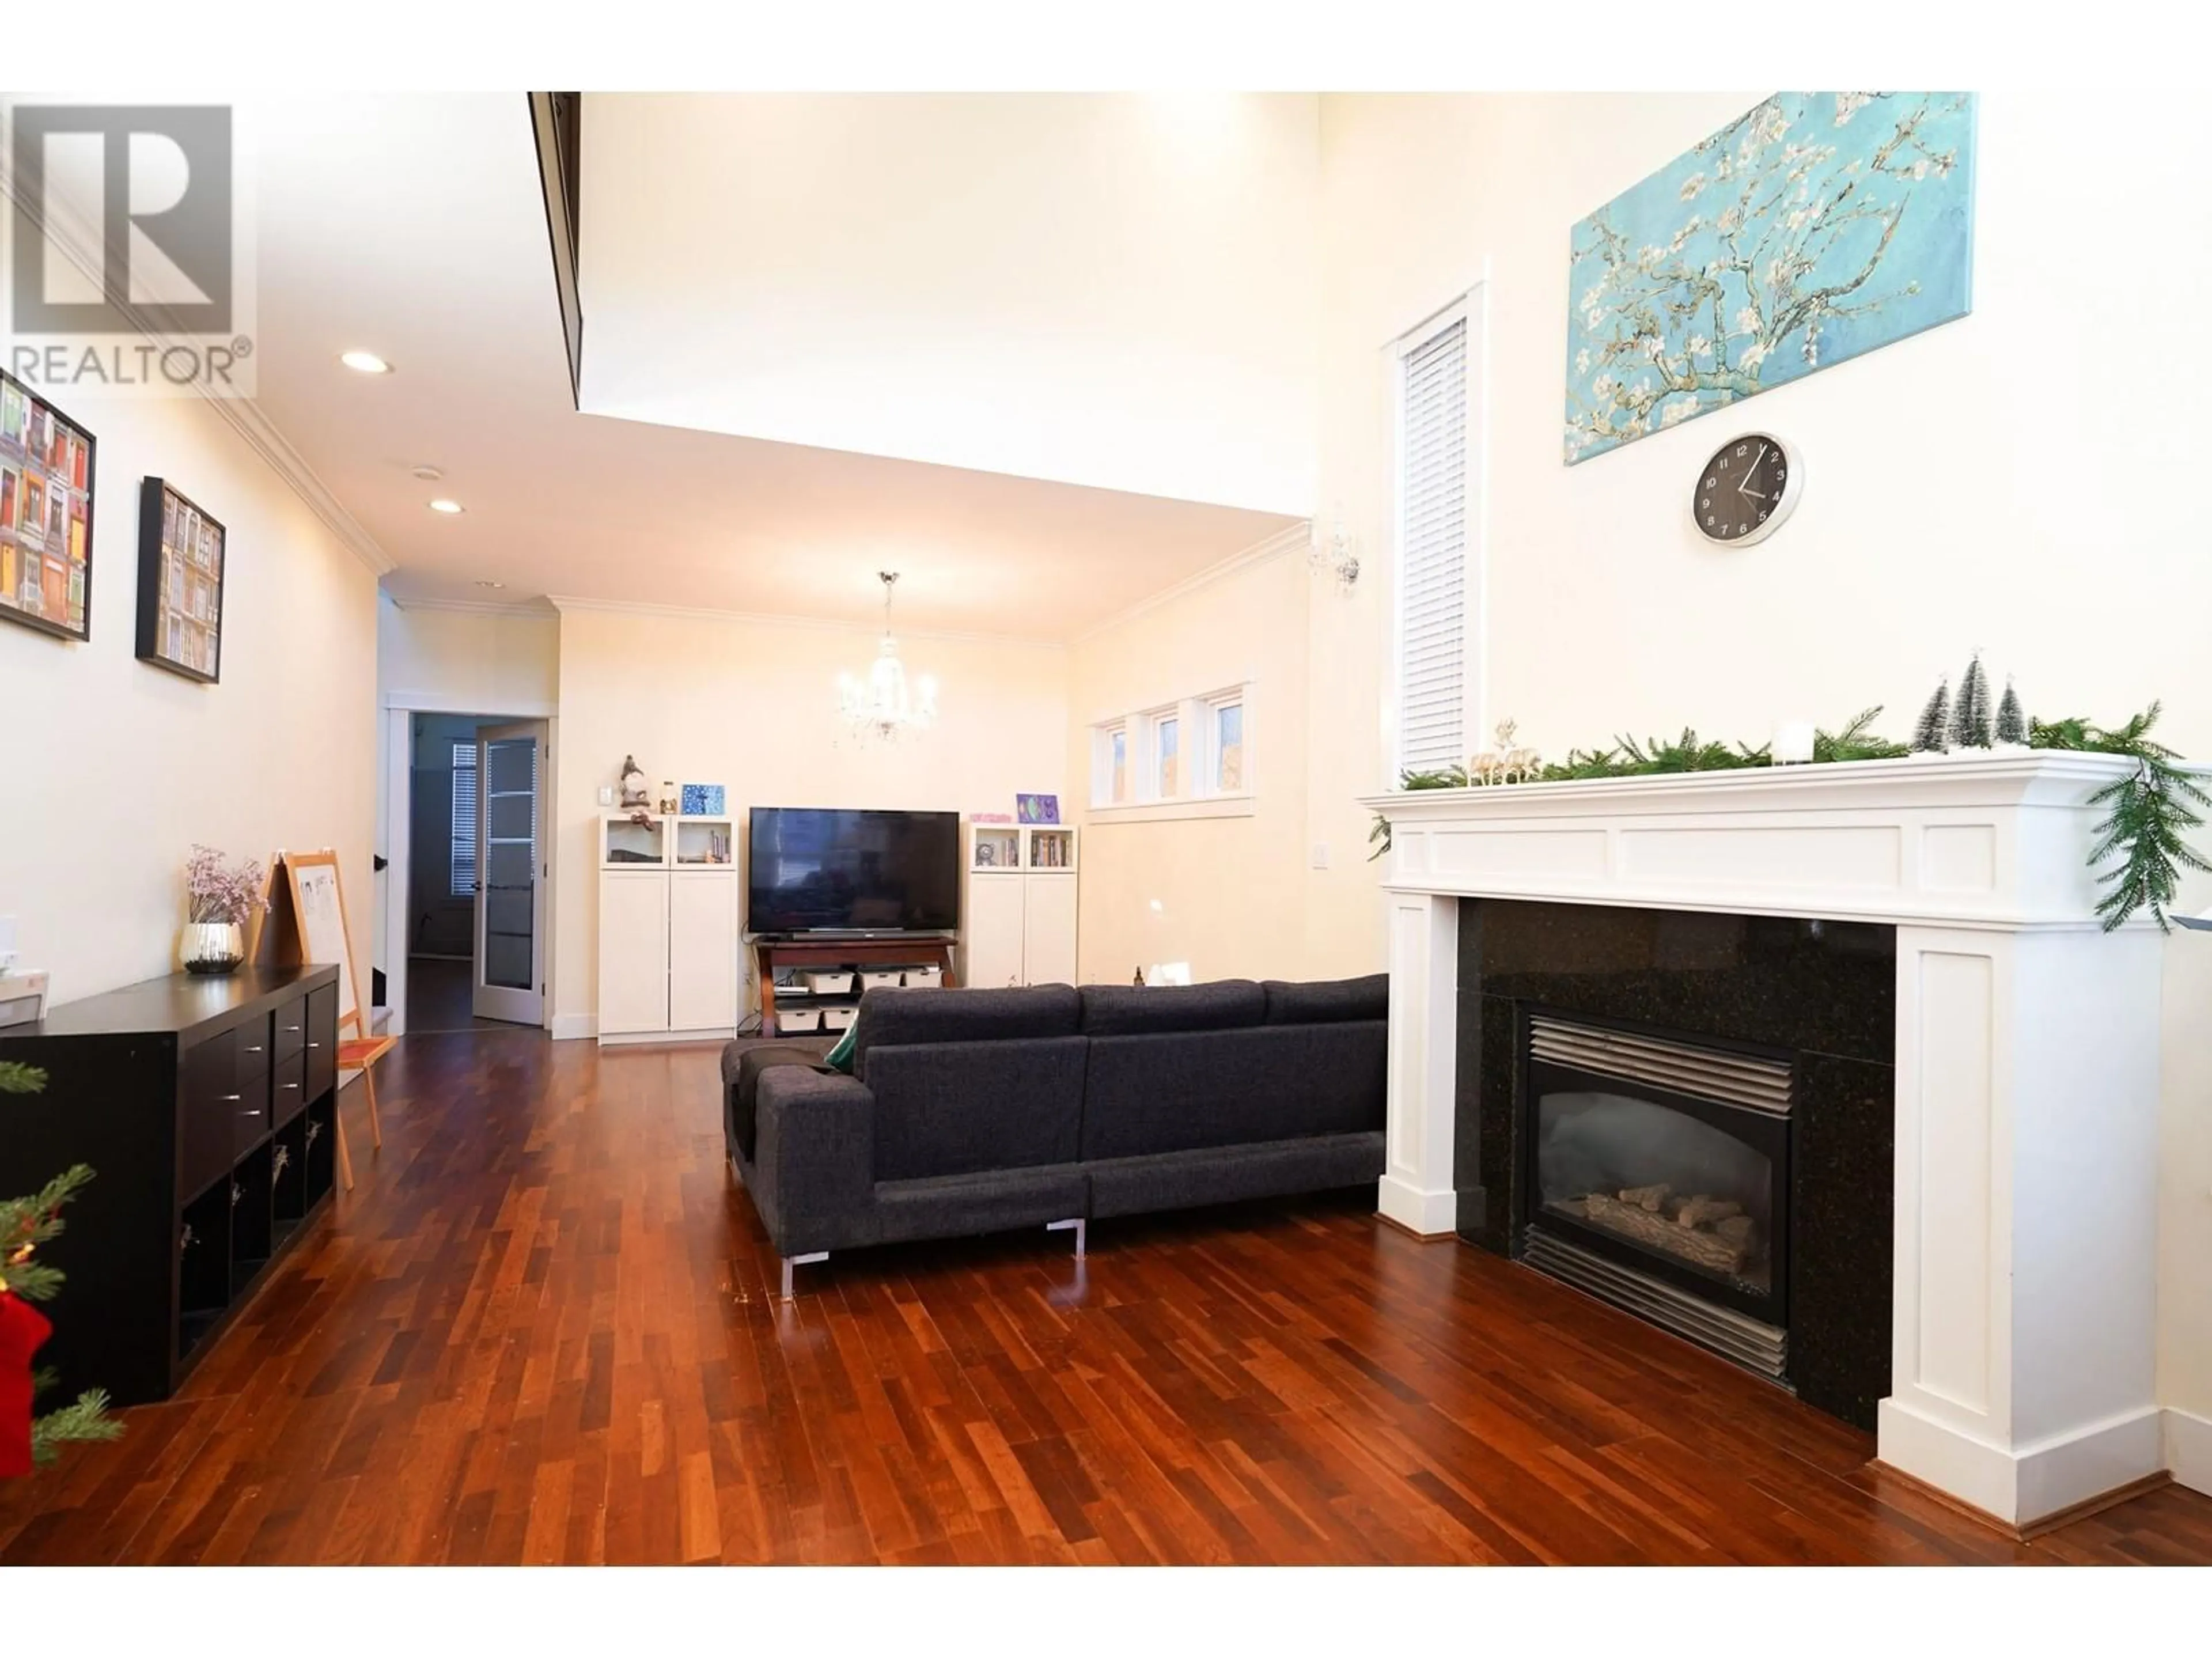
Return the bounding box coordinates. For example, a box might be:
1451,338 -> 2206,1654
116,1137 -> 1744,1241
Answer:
1310,515 -> 1360,593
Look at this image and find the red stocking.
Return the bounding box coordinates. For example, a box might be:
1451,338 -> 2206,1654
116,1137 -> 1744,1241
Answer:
0,1289 -> 53,1478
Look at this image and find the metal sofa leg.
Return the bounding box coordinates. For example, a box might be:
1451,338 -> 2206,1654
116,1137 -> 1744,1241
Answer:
780,1251 -> 828,1301
1046,1218 -> 1086,1259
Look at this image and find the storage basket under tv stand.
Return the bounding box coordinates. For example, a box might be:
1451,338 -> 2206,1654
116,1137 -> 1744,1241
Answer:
753,936 -> 959,1037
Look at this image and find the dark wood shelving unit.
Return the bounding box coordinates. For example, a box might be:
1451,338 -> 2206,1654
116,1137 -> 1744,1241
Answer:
0,963 -> 342,1405
751,935 -> 957,1037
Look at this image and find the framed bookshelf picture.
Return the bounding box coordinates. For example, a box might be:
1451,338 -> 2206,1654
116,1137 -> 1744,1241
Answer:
0,368 -> 97,643
136,478 -> 227,683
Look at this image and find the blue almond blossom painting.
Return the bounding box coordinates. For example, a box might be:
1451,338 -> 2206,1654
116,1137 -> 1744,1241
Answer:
1565,92 -> 1975,464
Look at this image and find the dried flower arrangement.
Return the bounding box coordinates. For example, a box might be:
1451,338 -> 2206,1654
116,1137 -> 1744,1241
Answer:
184,845 -> 268,927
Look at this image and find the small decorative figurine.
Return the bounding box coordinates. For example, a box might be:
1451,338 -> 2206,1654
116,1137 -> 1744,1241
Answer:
1473,718 -> 1540,786
618,755 -> 650,809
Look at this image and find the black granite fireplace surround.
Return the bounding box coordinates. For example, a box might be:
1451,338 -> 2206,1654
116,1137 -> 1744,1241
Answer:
1454,900 -> 1895,1430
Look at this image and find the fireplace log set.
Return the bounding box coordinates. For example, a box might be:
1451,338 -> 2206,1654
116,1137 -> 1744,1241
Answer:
1574,1184 -> 1758,1276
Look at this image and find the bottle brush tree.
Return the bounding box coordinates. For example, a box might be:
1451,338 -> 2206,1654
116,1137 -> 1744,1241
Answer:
1911,677 -> 1950,753
1949,652 -> 1993,749
1995,679 -> 2028,746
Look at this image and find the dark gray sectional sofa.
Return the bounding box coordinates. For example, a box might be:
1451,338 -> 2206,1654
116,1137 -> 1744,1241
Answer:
724,975 -> 1387,1297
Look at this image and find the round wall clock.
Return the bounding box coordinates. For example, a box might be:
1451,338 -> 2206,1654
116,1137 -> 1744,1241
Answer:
1691,432 -> 1802,546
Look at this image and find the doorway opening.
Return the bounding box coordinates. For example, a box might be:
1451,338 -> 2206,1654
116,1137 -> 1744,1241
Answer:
403,714 -> 548,1034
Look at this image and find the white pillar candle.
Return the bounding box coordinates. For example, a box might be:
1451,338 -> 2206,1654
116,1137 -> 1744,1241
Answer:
1773,721 -> 1816,764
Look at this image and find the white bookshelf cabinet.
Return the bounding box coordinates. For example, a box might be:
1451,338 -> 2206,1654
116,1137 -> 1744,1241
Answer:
597,814 -> 740,1043
961,823 -> 1078,988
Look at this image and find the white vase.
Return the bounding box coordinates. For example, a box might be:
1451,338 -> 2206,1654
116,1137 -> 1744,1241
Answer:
181,921 -> 245,976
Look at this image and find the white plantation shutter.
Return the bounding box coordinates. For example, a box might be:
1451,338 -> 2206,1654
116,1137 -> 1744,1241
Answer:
450,742 -> 479,899
1397,314 -> 1468,775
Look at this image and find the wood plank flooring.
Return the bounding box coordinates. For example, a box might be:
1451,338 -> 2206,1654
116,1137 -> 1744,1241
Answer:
3,1029 -> 2207,1565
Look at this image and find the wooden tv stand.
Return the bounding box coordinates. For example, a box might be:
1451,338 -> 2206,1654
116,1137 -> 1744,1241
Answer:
752,935 -> 958,1035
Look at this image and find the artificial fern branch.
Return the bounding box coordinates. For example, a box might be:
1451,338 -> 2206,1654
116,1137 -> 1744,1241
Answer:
2032,702 -> 2211,931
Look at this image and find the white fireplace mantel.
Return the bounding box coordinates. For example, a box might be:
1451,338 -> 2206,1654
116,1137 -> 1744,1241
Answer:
1361,752 -> 2169,1527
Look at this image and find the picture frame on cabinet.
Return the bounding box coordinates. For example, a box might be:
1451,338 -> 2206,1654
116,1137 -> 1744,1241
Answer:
679,782 -> 727,816
1016,793 -> 1060,825
135,478 -> 227,683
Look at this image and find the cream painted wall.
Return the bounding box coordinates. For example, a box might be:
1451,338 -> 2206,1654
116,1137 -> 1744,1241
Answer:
1070,544 -> 1312,985
1302,90 -> 2212,1449
0,392 -> 378,1005
377,600 -> 560,715
579,93 -> 1320,514
550,604 -> 1067,1034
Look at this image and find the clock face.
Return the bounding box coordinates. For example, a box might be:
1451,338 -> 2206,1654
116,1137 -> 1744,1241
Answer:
1692,433 -> 1797,545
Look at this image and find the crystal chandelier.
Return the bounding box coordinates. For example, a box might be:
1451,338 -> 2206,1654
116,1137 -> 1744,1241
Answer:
838,571 -> 937,741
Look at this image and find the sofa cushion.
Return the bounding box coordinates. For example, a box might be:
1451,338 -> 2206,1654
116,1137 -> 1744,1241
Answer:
872,1165 -> 1088,1247
867,1034 -> 1089,1182
1086,1131 -> 1385,1219
852,983 -> 1081,1081
1078,1021 -> 1387,1161
1263,973 -> 1388,1027
1078,979 -> 1265,1037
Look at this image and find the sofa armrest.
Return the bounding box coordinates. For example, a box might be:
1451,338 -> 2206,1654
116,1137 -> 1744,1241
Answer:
753,1068 -> 878,1256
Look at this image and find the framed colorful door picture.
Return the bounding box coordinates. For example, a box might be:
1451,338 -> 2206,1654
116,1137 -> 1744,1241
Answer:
135,478 -> 227,683
0,368 -> 97,643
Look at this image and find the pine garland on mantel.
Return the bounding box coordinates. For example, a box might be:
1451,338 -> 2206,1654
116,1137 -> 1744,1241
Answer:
1369,703 -> 2209,932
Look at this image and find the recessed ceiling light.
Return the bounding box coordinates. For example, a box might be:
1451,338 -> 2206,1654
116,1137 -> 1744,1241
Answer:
410,464 -> 444,482
339,350 -> 393,374
427,498 -> 464,515
474,579 -> 505,589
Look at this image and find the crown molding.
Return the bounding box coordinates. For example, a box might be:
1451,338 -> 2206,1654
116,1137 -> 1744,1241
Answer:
384,592 -> 557,620
0,122 -> 394,578
1069,521 -> 1312,645
208,397 -> 394,575
544,593 -> 1066,652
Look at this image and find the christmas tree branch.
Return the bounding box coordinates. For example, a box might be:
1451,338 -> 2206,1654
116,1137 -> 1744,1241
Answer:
0,1165 -> 95,1301
2,1056 -> 120,1472
30,1390 -> 122,1465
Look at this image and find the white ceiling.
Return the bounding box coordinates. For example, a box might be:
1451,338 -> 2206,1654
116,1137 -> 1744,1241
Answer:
246,94 -> 1303,640
578,93 -> 1321,514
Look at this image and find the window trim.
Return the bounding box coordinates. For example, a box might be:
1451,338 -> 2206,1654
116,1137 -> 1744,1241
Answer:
1385,280 -> 1487,785
1087,679 -> 1257,822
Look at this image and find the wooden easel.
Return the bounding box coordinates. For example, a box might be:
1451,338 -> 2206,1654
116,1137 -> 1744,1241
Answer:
251,849 -> 393,1191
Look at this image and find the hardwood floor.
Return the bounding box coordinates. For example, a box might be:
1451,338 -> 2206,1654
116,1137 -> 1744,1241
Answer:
403,955 -> 522,1035
4,1030 -> 2207,1566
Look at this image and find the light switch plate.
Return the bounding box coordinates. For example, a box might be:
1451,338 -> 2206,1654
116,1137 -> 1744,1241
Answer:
1309,842 -> 1330,870
597,785 -> 615,807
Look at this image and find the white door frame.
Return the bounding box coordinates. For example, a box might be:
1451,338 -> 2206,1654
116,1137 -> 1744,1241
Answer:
379,696 -> 558,1038
472,720 -> 550,1025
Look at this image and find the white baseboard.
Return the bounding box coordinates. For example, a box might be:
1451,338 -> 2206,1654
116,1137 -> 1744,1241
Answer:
596,1026 -> 734,1048
550,1013 -> 597,1041
2166,1406 -> 2212,1498
1376,1175 -> 1458,1238
1880,1396 -> 2165,1525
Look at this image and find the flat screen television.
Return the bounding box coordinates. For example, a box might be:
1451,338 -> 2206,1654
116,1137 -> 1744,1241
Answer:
747,807 -> 961,935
